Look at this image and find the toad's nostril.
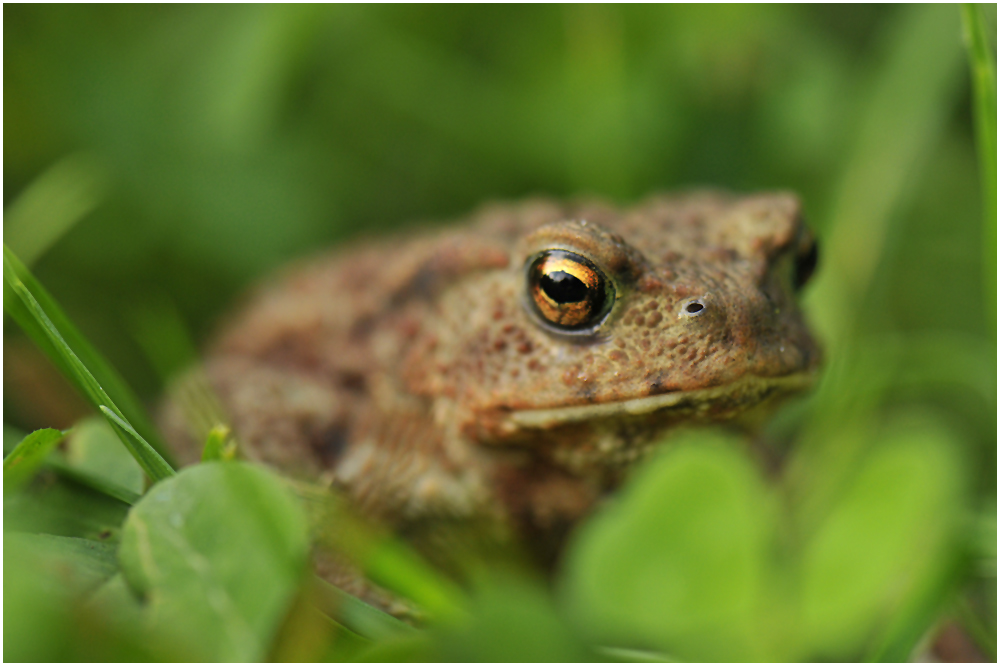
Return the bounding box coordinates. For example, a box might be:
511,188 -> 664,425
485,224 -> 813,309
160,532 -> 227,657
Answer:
681,298 -> 707,317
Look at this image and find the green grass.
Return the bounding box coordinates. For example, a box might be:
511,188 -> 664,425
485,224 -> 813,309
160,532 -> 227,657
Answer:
3,4 -> 995,662
4,245 -> 174,481
962,3 -> 998,330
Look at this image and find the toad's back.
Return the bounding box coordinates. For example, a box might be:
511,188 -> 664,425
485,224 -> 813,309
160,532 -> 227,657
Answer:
162,192 -> 820,539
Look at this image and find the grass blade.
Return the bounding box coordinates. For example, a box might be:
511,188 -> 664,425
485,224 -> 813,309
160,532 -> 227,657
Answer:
3,153 -> 109,267
99,407 -> 174,483
313,576 -> 415,641
961,4 -> 998,331
201,424 -> 237,462
807,3 -> 965,346
4,245 -> 175,482
7,533 -> 119,591
292,479 -> 466,622
45,457 -> 143,505
362,539 -> 465,623
4,428 -> 65,494
790,3 -> 968,525
2,245 -> 176,466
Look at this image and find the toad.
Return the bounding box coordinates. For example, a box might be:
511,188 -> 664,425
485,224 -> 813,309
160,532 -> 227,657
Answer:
163,191 -> 820,567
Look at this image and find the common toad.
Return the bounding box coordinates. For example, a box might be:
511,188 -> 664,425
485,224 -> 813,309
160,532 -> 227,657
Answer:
163,191 -> 820,566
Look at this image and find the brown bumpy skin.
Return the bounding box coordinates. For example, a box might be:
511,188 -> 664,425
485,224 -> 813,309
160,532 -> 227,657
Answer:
162,191 -> 820,571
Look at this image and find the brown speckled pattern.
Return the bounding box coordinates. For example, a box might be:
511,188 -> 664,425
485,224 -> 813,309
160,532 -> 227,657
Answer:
162,191 -> 820,563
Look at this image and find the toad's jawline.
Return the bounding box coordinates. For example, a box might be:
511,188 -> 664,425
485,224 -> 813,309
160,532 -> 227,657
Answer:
506,371 -> 817,428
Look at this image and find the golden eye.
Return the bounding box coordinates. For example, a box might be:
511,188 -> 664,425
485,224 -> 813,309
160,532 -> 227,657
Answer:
526,250 -> 615,332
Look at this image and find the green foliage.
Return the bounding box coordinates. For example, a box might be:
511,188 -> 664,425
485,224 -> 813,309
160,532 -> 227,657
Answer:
303,483 -> 467,623
4,428 -> 64,494
4,537 -> 185,662
4,469 -> 131,543
200,423 -> 237,462
313,576 -> 415,642
3,423 -> 143,505
3,4 -> 995,663
65,416 -> 145,495
961,3 -> 998,329
563,435 -> 781,661
8,532 -> 119,592
800,419 -> 966,661
100,405 -> 172,482
3,153 -> 110,267
562,427 -> 966,661
3,246 -> 176,473
432,576 -> 593,662
117,462 -> 310,661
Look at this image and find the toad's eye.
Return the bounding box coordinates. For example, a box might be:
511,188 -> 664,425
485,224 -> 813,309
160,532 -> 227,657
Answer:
793,238 -> 819,290
526,250 -> 615,332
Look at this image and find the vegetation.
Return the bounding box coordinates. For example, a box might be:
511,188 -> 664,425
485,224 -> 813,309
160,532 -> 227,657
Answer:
4,5 -> 995,661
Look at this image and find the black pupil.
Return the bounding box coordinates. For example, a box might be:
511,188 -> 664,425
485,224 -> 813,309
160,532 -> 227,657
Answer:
541,271 -> 589,304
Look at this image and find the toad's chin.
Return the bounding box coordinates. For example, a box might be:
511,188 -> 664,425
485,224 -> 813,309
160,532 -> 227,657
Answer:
505,371 -> 818,430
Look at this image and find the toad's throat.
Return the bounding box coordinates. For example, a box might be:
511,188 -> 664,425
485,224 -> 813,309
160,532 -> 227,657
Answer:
507,372 -> 816,429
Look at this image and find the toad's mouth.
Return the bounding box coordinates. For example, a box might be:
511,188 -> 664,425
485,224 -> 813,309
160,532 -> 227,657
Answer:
506,371 -> 817,429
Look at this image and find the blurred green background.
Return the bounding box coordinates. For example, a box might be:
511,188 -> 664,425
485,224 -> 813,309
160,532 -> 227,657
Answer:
4,4 -> 996,661
2,4 -> 992,410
